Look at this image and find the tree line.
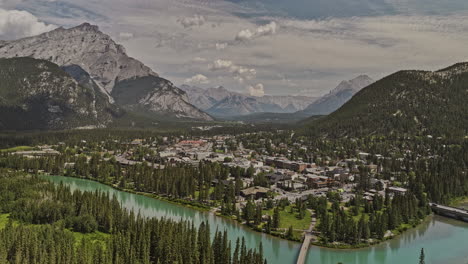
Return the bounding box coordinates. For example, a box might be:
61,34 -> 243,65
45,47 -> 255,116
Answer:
0,170 -> 266,264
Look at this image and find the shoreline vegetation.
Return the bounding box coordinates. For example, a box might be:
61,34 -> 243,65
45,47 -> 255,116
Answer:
1,131 -> 464,253
43,174 -> 303,243
44,174 -> 435,250
0,172 -> 267,264
450,196 -> 468,208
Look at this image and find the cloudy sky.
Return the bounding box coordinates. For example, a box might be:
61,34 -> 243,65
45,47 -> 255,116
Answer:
1,0 -> 468,96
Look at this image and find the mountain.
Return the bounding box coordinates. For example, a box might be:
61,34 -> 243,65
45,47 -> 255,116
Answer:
180,85 -> 315,117
301,63 -> 468,138
206,94 -> 283,116
180,85 -> 233,110
0,23 -> 212,121
257,95 -> 314,112
299,75 -> 374,116
223,112 -> 317,124
0,57 -> 119,130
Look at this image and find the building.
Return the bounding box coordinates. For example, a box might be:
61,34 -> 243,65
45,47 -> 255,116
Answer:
240,186 -> 270,199
265,157 -> 308,172
265,172 -> 291,185
387,186 -> 408,194
178,140 -> 205,148
159,150 -> 178,158
15,149 -> 60,157
277,180 -> 307,191
306,175 -> 334,189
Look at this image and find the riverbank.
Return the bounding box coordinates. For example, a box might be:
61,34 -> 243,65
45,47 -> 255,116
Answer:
43,174 -> 306,241
41,175 -> 468,264
311,216 -> 431,249
450,196 -> 468,208
43,174 -> 439,250
57,175 -> 212,212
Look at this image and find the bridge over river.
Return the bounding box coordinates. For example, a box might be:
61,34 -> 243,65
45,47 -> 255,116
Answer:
296,211 -> 317,264
430,203 -> 468,222
43,176 -> 468,264
295,203 -> 468,264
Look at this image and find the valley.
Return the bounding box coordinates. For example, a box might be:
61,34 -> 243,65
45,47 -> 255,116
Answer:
0,5 -> 466,263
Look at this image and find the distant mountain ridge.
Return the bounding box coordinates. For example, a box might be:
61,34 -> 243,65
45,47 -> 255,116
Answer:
301,63 -> 468,138
298,75 -> 374,116
181,75 -> 373,121
180,85 -> 316,117
0,23 -> 212,122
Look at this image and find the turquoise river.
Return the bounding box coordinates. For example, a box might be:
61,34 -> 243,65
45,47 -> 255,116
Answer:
43,176 -> 468,264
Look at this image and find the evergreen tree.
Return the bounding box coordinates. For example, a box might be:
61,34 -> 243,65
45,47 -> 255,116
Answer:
419,248 -> 425,264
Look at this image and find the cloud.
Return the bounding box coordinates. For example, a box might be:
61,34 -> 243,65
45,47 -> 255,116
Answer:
247,83 -> 265,97
230,65 -> 256,79
234,76 -> 245,84
192,57 -> 207,63
119,32 -> 134,40
256,22 -> 277,37
23,0 -> 468,96
209,59 -> 256,81
178,15 -> 205,28
235,29 -> 255,41
185,74 -> 210,84
235,21 -> 278,41
0,8 -> 56,40
0,0 -> 23,8
210,59 -> 234,71
215,42 -> 228,50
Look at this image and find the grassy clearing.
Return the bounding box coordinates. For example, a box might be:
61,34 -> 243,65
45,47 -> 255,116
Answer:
0,146 -> 33,153
265,206 -> 312,230
0,213 -> 11,229
193,187 -> 215,199
350,207 -> 369,221
450,196 -> 468,207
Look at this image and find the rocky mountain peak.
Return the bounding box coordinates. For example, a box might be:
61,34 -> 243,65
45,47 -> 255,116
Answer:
436,62 -> 468,76
300,75 -> 374,116
181,84 -> 315,117
0,23 -> 213,122
302,62 -> 468,138
74,22 -> 100,32
0,23 -> 157,94
331,75 -> 374,95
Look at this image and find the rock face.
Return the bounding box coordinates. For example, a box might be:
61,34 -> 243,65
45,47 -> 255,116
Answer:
180,85 -> 315,117
112,77 -> 212,120
181,86 -> 233,111
0,57 -> 118,130
257,95 -> 314,112
208,94 -> 276,117
300,75 -> 374,116
0,23 -> 212,121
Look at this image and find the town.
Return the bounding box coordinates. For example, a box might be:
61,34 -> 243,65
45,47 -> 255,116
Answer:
5,130 -> 425,248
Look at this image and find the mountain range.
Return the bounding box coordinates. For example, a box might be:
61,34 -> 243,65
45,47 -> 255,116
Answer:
0,23 -> 212,129
1,22 -> 463,135
182,75 -> 373,122
180,85 -> 316,117
301,63 -> 468,138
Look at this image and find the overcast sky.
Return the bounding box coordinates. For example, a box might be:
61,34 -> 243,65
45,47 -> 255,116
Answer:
1,0 -> 468,96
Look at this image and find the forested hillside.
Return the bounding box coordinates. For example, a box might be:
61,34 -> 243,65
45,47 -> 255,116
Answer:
301,63 -> 468,138
0,58 -> 118,130
0,171 -> 266,264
